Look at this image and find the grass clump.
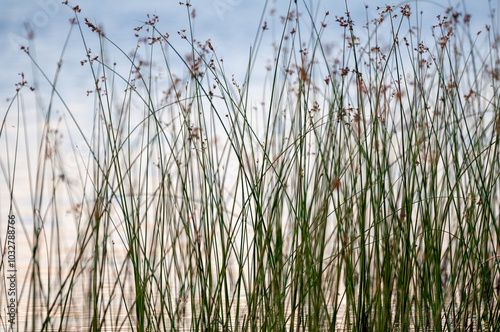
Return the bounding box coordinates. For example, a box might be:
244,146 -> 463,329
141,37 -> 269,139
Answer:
1,0 -> 500,331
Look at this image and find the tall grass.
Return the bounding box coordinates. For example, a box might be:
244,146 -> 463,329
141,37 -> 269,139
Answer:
1,0 -> 500,330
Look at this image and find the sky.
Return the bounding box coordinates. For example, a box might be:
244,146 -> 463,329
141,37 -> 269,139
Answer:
1,0 -> 497,102
0,0 -> 498,219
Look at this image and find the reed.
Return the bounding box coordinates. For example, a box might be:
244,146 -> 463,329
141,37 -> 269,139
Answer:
1,0 -> 500,330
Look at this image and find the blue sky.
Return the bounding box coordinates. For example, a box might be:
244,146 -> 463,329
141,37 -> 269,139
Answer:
0,0 -> 497,228
0,0 -> 497,172
1,0 -> 497,104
